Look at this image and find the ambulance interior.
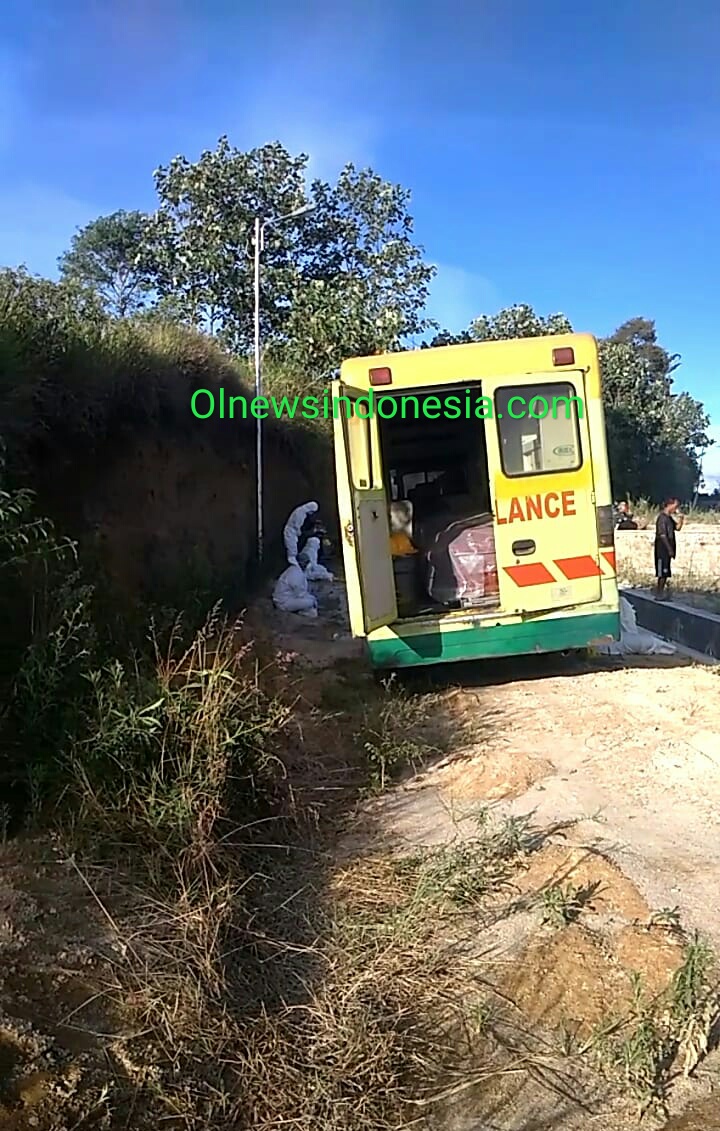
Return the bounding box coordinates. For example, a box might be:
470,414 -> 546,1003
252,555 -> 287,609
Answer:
378,383 -> 500,620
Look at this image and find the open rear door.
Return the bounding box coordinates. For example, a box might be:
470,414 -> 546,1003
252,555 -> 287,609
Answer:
337,384 -> 397,632
484,371 -> 601,614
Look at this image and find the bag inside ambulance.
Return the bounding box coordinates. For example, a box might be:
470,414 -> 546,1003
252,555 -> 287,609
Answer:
380,384 -> 500,619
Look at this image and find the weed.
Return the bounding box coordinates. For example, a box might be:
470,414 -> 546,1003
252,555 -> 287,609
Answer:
648,906 -> 684,935
68,609 -> 292,861
355,675 -> 438,792
588,973 -> 671,1117
668,934 -> 720,1077
557,1020 -> 581,1057
541,881 -> 584,927
587,935 -> 720,1117
393,809 -> 533,909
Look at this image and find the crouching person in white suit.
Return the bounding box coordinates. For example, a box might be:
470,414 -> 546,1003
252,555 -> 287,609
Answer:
300,536 -> 334,581
272,563 -> 318,617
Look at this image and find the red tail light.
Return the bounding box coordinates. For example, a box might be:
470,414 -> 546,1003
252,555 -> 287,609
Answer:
370,367 -> 392,385
552,347 -> 575,366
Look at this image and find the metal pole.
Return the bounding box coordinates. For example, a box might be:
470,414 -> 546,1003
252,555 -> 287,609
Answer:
254,216 -> 263,562
252,203 -> 314,565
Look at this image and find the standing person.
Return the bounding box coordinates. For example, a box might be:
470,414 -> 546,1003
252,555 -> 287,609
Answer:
654,497 -> 684,599
283,501 -> 319,566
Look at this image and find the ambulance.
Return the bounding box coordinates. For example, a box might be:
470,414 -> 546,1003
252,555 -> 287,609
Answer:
333,332 -> 620,668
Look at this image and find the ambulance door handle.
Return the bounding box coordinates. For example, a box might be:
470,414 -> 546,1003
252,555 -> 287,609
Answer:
512,539 -> 536,556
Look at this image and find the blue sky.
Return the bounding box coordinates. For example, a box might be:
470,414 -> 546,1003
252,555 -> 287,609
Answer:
2,0 -> 720,482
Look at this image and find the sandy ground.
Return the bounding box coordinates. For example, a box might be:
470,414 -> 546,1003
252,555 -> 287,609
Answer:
350,645 -> 720,1130
370,651 -> 718,940
370,652 -> 720,945
254,575 -> 720,1128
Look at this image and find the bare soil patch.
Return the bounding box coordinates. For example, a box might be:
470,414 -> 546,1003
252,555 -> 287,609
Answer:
515,843 -> 652,923
439,745 -> 555,801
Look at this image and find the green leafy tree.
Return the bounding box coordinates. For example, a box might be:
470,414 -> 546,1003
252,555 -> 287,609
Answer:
143,138 -> 307,341
58,210 -> 152,318
422,328 -> 473,348
424,304 -> 570,348
608,317 -> 680,387
279,277 -> 383,377
296,165 -> 435,368
600,317 -> 710,497
600,338 -> 709,500
469,303 -> 572,341
140,137 -> 436,369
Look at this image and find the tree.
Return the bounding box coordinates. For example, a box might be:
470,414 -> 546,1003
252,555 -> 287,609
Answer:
469,304 -> 572,342
608,317 -> 680,387
423,304 -> 570,348
422,328 -> 473,348
140,137 -> 436,369
142,138 -> 307,342
297,165 -> 435,366
600,338 -> 709,500
278,277 -> 388,377
58,210 -> 152,318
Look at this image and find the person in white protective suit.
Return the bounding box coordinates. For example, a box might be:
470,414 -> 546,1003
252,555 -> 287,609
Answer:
300,536 -> 334,581
272,563 -> 318,617
283,501 -> 319,567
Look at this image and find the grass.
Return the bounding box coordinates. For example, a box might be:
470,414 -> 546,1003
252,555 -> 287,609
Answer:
355,673 -> 441,791
584,933 -> 720,1118
4,313 -> 720,1127
0,463 -> 520,1128
32,657 -> 529,1130
391,808 -> 535,910
628,497 -> 720,526
617,546 -> 720,612
4,564 -> 720,1128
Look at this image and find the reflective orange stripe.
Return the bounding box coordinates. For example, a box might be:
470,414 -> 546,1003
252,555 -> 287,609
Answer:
503,551 -> 615,587
554,555 -> 603,580
601,550 -> 616,572
504,563 -> 555,586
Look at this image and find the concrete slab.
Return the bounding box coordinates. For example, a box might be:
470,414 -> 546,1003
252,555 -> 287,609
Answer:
621,587 -> 720,660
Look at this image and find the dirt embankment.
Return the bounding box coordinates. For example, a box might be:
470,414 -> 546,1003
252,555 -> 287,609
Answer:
1,318 -> 337,607
47,427 -> 336,606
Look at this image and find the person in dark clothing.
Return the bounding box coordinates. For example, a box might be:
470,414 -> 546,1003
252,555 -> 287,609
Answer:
654,497 -> 684,599
615,500 -> 638,530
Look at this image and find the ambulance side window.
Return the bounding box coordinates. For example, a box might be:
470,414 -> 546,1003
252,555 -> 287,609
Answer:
494,382 -> 582,477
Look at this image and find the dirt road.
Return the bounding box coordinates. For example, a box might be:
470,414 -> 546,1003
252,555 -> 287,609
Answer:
353,647 -> 720,1130
373,650 -> 720,945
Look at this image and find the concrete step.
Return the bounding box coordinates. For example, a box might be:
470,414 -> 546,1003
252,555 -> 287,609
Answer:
621,588 -> 720,661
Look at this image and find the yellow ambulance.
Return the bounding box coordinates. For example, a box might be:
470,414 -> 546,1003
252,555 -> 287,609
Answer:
332,332 -> 620,668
